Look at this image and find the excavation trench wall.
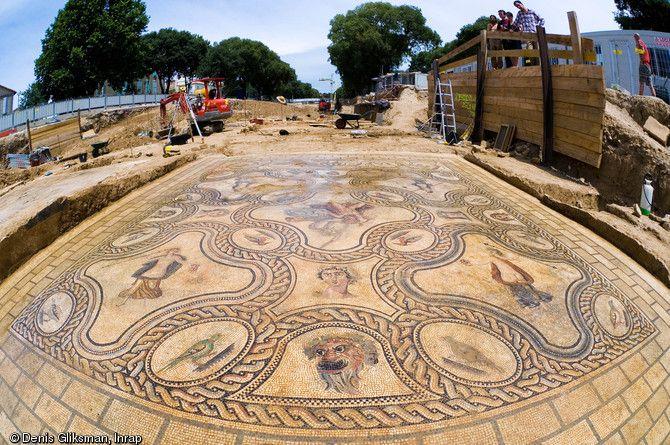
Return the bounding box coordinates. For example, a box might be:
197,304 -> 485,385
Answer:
0,154 -> 196,283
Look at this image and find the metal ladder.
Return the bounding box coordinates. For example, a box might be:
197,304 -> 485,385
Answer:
431,79 -> 457,142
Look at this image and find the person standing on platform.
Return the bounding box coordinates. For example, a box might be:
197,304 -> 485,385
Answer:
512,1 -> 545,66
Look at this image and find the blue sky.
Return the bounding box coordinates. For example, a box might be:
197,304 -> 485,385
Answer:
0,0 -> 620,98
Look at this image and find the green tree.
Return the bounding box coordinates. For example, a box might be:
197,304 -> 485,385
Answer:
199,37 -> 302,98
279,80 -> 321,99
35,0 -> 149,99
614,0 -> 670,31
327,2 -> 441,97
18,82 -> 47,109
143,29 -> 209,93
410,16 -> 488,73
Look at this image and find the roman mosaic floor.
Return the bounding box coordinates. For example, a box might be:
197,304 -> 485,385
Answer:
1,152 -> 670,444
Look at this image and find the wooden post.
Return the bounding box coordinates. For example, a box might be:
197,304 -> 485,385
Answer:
473,29 -> 488,143
26,119 -> 33,152
77,109 -> 83,139
537,26 -> 553,164
568,11 -> 583,64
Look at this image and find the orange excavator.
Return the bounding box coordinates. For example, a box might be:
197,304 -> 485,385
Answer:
159,77 -> 233,134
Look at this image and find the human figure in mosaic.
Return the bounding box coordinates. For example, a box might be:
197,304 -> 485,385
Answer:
285,201 -> 374,247
303,334 -> 378,394
488,250 -> 553,308
317,266 -> 357,300
116,248 -> 186,305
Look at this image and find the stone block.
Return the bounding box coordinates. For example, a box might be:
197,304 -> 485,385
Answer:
644,116 -> 670,146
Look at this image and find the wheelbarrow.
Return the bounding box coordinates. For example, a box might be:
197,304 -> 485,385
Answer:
335,113 -> 362,129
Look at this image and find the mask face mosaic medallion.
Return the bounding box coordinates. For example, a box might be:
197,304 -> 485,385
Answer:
12,153 -> 657,437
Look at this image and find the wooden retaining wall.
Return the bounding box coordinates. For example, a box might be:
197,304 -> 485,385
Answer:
428,12 -> 606,168
429,65 -> 605,167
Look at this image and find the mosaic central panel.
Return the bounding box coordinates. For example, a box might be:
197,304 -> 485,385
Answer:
12,154 -> 656,435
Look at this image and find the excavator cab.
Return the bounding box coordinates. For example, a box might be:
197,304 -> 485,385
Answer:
201,78 -> 223,101
159,77 -> 232,136
192,77 -> 232,133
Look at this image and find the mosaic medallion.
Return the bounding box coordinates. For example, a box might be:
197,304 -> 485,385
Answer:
12,153 -> 656,435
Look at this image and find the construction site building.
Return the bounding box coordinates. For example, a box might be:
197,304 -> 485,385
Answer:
584,29 -> 670,102
0,84 -> 16,115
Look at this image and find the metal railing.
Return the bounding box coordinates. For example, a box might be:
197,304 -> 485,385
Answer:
0,93 -> 167,133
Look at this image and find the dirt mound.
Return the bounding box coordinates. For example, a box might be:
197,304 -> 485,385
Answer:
599,93 -> 670,214
538,89 -> 670,216
82,108 -> 150,133
59,107 -> 161,159
384,87 -> 428,132
229,100 -> 316,122
605,89 -> 670,128
0,131 -> 30,160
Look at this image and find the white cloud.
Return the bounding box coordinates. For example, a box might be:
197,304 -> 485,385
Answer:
0,0 -> 620,94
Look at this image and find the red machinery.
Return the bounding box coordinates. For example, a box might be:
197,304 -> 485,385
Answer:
159,77 -> 232,134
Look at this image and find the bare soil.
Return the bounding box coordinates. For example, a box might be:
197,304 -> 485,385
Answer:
383,87 -> 429,133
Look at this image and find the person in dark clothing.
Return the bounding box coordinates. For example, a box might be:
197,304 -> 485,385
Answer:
334,97 -> 342,113
504,11 -> 522,68
488,15 -> 503,69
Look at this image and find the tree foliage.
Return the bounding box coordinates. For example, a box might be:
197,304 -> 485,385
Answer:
614,0 -> 670,31
143,29 -> 209,93
328,2 -> 441,97
410,16 -> 488,73
35,0 -> 149,99
199,37 -> 317,98
279,80 -> 321,99
18,83 -> 47,109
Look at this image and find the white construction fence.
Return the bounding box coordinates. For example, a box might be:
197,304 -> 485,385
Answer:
0,93 -> 167,133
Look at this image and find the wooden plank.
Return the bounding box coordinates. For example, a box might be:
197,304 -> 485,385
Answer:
26,119 -> 33,152
555,139 -> 602,167
481,114 -> 601,163
483,116 -> 542,145
582,37 -> 594,52
483,106 -> 602,153
473,29 -> 487,142
484,102 -> 602,149
485,86 -> 604,108
485,31 -> 573,45
550,64 -> 603,79
554,127 -> 601,153
440,71 -> 478,80
441,75 -> 477,85
487,49 -> 574,60
554,101 -> 605,124
554,115 -> 603,138
567,11 -> 584,64
486,66 -> 542,78
537,26 -> 554,164
438,35 -> 481,65
485,64 -> 602,79
439,55 -> 477,73
484,94 -> 603,125
483,102 -> 603,138
483,75 -> 603,93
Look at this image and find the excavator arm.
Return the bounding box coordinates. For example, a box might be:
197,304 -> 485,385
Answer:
159,92 -> 190,126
